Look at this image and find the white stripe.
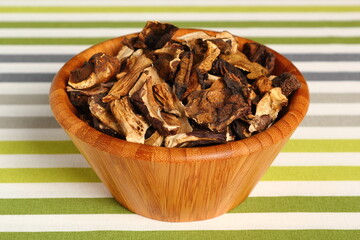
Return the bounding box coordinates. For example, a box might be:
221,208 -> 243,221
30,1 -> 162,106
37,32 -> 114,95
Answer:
0,154 -> 90,168
1,0 -> 359,6
2,45 -> 360,55
3,62 -> 359,73
292,127 -> 360,139
0,129 -> 69,140
250,181 -> 360,197
1,127 -> 359,141
2,27 -> 360,37
308,103 -> 360,116
0,152 -> 358,169
308,81 -> 360,93
1,13 -> 359,22
295,61 -> 360,72
273,153 -> 360,166
0,105 -> 52,117
0,82 -> 51,94
0,63 -> 61,73
1,212 -> 360,231
1,82 -> 359,96
0,103 -> 357,117
1,181 -> 359,199
0,183 -> 112,199
268,44 -> 360,54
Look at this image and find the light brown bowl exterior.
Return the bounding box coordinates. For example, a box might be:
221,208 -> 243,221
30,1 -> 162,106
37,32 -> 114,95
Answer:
49,29 -> 309,222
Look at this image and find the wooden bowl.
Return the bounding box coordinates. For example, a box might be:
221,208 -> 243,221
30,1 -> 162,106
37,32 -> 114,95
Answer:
49,29 -> 310,222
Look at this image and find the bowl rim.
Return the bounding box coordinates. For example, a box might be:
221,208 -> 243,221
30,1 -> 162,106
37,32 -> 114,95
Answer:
49,28 -> 310,163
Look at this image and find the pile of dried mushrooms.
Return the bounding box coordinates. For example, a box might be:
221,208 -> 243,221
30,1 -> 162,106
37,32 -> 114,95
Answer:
67,21 -> 301,148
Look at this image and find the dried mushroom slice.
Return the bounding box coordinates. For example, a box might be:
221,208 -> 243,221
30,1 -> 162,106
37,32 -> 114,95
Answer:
174,52 -> 194,100
144,131 -> 164,146
128,67 -> 163,97
248,87 -> 288,133
88,95 -> 120,133
103,53 -> 152,102
272,72 -> 301,97
69,53 -> 120,89
185,78 -> 250,132
131,77 -> 180,136
153,82 -> 182,117
243,42 -> 275,74
220,50 -> 269,80
210,58 -> 249,87
116,45 -> 134,63
215,31 -> 238,54
197,40 -> 221,74
231,120 -> 252,140
164,131 -> 226,148
176,31 -> 212,49
110,97 -> 149,144
254,75 -> 273,94
133,21 -> 179,50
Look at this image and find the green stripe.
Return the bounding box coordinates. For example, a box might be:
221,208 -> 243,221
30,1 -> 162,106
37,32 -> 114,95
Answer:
262,166 -> 360,181
2,21 -> 360,28
0,230 -> 359,240
1,140 -> 359,154
0,141 -> 79,154
1,37 -> 359,45
0,168 -> 100,183
1,197 -> 359,215
0,166 -> 359,183
282,139 -> 360,152
2,6 -> 360,13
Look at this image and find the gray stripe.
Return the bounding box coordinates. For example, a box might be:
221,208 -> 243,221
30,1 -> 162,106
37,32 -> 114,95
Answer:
303,72 -> 360,81
0,55 -> 72,63
0,95 -> 49,105
2,54 -> 359,63
300,116 -> 360,127
0,116 -> 358,129
285,54 -> 360,62
310,93 -> 360,103
0,74 -> 55,82
0,117 -> 60,128
1,93 -> 359,105
1,73 -> 359,82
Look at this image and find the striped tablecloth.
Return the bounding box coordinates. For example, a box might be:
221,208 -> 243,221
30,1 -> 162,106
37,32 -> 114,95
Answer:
1,0 -> 360,239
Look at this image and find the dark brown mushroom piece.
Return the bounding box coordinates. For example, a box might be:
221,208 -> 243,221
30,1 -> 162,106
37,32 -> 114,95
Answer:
110,96 -> 149,144
253,75 -> 273,95
164,131 -> 226,148
132,21 -> 179,50
88,94 -> 120,133
248,114 -> 272,133
68,53 -> 120,90
210,58 -> 249,88
242,42 -> 275,74
153,82 -> 182,117
185,77 -> 251,132
230,119 -> 251,140
272,72 -> 302,97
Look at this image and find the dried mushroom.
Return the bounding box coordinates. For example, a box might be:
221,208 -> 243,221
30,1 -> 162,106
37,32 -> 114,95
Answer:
66,21 -> 302,148
110,97 -> 149,144
68,53 -> 120,89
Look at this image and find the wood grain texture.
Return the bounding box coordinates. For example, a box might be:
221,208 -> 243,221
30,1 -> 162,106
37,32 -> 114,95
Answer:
49,29 -> 310,222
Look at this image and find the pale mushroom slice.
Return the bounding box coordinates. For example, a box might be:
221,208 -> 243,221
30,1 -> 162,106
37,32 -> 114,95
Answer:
88,95 -> 120,133
197,40 -> 221,74
220,50 -> 268,80
131,77 -> 180,136
153,82 -> 182,117
69,53 -> 120,90
144,131 -> 164,146
116,45 -> 134,63
110,97 -> 149,144
176,31 -> 213,49
248,87 -> 288,133
102,53 -> 152,102
164,131 -> 226,148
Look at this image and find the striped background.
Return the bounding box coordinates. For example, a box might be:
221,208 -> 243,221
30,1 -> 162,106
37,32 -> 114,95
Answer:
1,0 -> 360,239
